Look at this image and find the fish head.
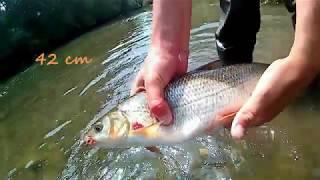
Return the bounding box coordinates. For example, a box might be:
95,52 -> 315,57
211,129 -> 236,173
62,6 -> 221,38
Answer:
83,111 -> 131,148
83,110 -> 161,149
83,93 -> 165,149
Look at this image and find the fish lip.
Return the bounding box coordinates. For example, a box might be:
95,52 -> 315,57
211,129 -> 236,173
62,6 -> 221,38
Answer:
83,135 -> 97,146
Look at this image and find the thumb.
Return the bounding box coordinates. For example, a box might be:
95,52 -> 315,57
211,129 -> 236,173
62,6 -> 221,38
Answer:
145,73 -> 173,125
231,99 -> 260,139
130,69 -> 145,96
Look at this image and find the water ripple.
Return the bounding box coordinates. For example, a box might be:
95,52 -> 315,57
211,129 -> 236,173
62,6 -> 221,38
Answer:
58,9 -> 292,180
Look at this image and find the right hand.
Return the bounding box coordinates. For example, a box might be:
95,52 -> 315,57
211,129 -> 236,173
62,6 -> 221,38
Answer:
131,48 -> 188,125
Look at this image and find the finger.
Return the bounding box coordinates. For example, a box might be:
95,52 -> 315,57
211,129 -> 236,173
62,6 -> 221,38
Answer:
145,73 -> 173,125
231,94 -> 264,139
130,70 -> 145,96
231,108 -> 256,140
230,63 -> 280,139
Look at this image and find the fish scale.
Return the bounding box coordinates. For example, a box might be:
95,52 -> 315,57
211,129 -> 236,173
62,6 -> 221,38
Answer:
84,62 -> 269,148
163,63 -> 268,133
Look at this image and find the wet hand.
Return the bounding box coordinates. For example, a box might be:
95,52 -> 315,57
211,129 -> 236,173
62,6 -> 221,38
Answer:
230,58 -> 319,139
131,49 -> 188,125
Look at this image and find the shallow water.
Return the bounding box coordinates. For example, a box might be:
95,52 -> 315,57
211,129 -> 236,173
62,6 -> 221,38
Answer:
1,1 -> 320,179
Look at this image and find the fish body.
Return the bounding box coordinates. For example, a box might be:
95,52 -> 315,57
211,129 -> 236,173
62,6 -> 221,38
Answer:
84,62 -> 269,149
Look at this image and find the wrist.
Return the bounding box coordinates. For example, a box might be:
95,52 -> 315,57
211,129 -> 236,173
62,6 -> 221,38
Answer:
149,45 -> 189,62
284,55 -> 320,82
289,44 -> 320,70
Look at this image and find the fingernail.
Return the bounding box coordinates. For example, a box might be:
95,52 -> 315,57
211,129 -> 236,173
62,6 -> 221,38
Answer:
231,124 -> 245,140
150,101 -> 172,125
136,86 -> 146,93
130,87 -> 145,96
159,112 -> 172,125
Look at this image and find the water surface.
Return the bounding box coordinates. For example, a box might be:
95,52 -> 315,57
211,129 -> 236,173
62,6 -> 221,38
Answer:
1,1 -> 320,179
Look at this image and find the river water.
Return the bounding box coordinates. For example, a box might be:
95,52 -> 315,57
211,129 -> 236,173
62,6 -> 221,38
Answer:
1,1 -> 320,179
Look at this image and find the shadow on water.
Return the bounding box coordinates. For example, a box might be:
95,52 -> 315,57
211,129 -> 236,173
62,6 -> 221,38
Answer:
1,0 -> 320,179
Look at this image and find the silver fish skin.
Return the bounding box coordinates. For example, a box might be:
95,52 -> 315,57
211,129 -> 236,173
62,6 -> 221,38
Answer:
84,62 -> 269,148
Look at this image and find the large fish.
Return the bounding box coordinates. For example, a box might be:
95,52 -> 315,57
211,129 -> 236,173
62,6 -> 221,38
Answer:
83,61 -> 269,149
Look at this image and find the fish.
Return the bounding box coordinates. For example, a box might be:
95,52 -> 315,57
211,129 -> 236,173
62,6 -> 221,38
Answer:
83,61 -> 269,149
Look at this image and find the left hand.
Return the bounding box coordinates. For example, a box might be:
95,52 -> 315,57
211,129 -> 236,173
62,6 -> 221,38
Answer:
230,57 -> 318,139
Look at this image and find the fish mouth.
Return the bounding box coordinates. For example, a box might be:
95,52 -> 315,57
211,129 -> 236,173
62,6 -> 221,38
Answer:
83,135 -> 97,146
81,129 -> 98,146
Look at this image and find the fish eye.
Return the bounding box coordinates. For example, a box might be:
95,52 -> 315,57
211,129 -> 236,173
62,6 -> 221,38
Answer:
94,122 -> 103,133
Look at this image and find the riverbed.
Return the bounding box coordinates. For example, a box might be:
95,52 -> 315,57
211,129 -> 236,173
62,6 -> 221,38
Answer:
1,1 -> 320,179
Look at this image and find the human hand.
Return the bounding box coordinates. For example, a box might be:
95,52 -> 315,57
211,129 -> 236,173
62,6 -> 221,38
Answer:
130,0 -> 191,125
229,0 -> 320,139
131,49 -> 188,125
230,57 -> 319,139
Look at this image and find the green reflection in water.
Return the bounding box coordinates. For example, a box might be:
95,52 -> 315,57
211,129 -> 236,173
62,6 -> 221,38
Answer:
2,1 -> 320,180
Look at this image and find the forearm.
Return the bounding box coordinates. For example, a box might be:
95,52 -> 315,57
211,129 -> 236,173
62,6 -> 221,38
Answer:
289,0 -> 320,74
150,0 -> 192,59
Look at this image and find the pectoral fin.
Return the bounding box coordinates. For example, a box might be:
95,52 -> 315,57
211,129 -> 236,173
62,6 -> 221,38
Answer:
129,122 -> 161,138
216,112 -> 237,128
206,102 -> 243,133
